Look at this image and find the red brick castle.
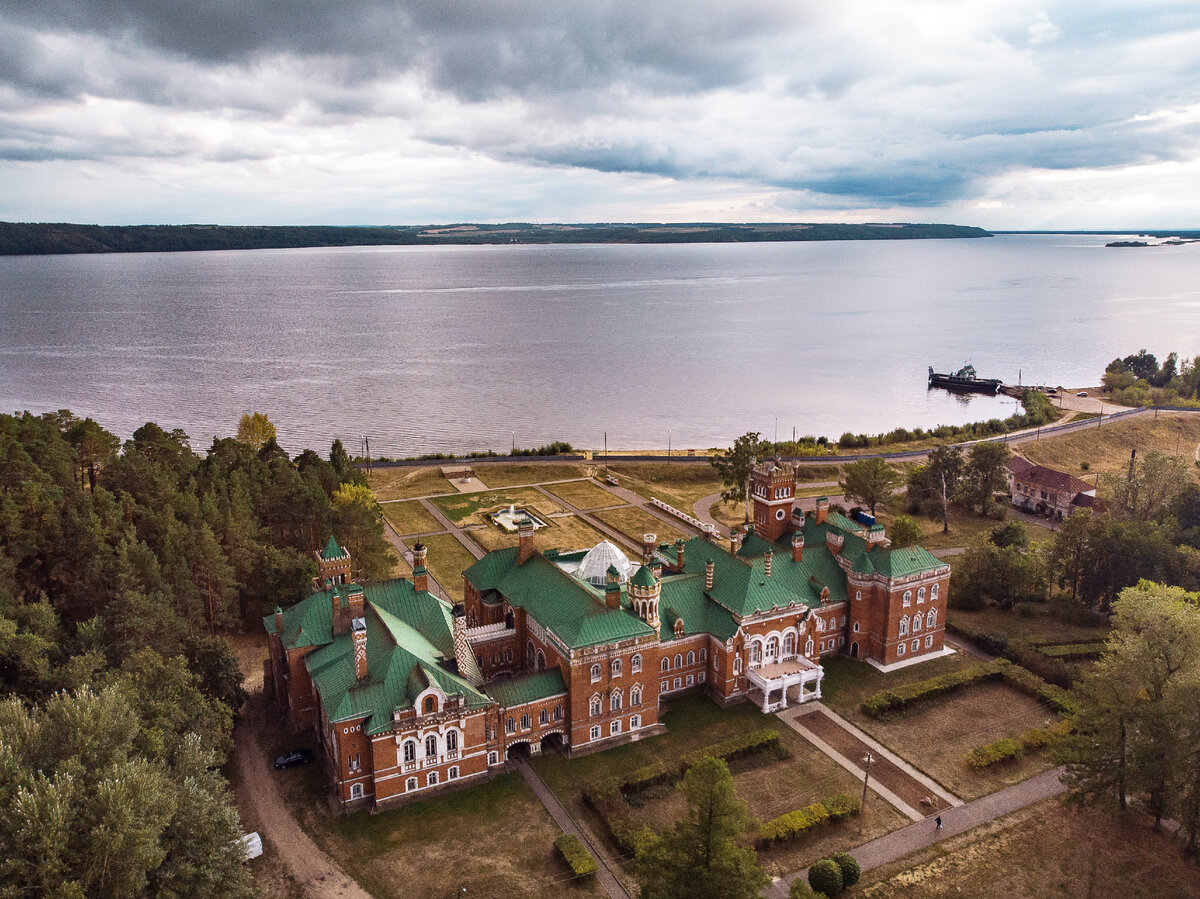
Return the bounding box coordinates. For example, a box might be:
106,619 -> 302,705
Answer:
265,460 -> 950,811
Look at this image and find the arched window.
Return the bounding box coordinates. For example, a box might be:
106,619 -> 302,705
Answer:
749,642 -> 762,664
610,689 -> 622,711
927,609 -> 937,628
855,589 -> 862,601
539,708 -> 548,725
554,704 -> 563,720
765,637 -> 778,660
903,590 -> 912,607
521,713 -> 531,729
917,587 -> 926,603
505,717 -> 515,734
448,766 -> 459,780
733,657 -> 742,675
447,729 -> 458,752
406,777 -> 417,791
931,584 -> 940,600
403,741 -> 416,763
590,694 -> 602,716
912,638 -> 920,653
351,783 -> 363,799
699,648 -> 707,662
527,641 -> 535,665
805,637 -> 814,656
631,685 -> 642,706
591,663 -> 601,682
425,735 -> 437,758
674,653 -> 683,669
853,621 -> 860,632
612,658 -> 622,677
427,771 -> 438,786
687,651 -> 695,666
536,650 -> 546,670
423,695 -> 436,714
783,633 -> 796,655
913,615 -> 922,632
661,658 -> 670,672
816,617 -> 826,632
631,654 -> 642,673
899,616 -> 909,636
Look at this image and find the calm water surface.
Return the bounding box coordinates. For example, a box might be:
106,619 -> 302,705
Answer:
1,234 -> 1197,455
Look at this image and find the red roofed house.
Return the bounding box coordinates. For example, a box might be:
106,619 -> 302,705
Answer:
1007,458 -> 1100,520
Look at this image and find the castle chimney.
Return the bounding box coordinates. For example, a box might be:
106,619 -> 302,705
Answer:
816,496 -> 829,525
452,604 -> 483,686
412,541 -> 428,592
791,532 -> 805,563
606,577 -> 621,609
651,560 -> 663,581
352,618 -> 368,681
676,538 -> 685,571
702,523 -> 715,542
642,533 -> 657,564
730,530 -> 742,554
332,587 -> 350,636
867,524 -> 886,551
348,587 -> 364,621
517,517 -> 537,565
764,548 -> 773,578
274,605 -> 283,635
705,559 -> 714,591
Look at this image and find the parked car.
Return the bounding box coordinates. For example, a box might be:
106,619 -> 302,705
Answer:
1077,391 -> 1088,397
274,748 -> 314,769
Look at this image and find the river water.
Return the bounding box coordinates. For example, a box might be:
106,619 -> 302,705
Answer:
1,234 -> 1196,455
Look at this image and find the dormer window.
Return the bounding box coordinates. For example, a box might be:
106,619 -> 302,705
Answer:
423,696 -> 437,715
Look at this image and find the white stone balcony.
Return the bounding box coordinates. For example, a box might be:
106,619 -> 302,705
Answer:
746,656 -> 823,713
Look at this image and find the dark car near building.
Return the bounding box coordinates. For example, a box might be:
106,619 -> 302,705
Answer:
274,748 -> 314,770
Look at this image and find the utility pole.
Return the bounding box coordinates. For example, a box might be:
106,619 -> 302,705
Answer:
860,751 -> 875,834
668,429 -> 671,460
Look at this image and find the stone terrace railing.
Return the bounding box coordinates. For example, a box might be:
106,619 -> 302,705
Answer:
651,497 -> 723,538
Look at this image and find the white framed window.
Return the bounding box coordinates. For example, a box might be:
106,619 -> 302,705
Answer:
899,616 -> 909,636
446,730 -> 458,752
698,671 -> 706,683
699,648 -> 707,662
931,584 -> 939,600
853,621 -> 860,633
610,720 -> 621,735
913,615 -> 922,632
917,587 -> 926,604
733,657 -> 742,675
521,713 -> 531,729
927,609 -> 937,628
783,633 -> 796,656
612,658 -> 622,677
590,725 -> 601,740
590,664 -> 601,682
855,589 -> 862,601
425,735 -> 437,758
590,694 -> 602,717
631,654 -> 642,673
749,642 -> 762,664
674,653 -> 683,669
686,674 -> 694,686
403,740 -> 416,763
488,751 -> 499,765
903,590 -> 912,607
506,717 -> 515,734
427,771 -> 438,786
406,777 -> 417,791
350,783 -> 363,799
898,642 -> 906,657
448,766 -> 459,780
661,658 -> 670,672
554,704 -> 563,720
819,639 -> 826,652
660,679 -> 669,692
631,685 -> 642,706
610,689 -> 622,711
926,634 -> 935,648
539,709 -> 549,725
805,637 -> 814,656
816,617 -> 826,632
912,639 -> 920,653
673,677 -> 681,689
631,714 -> 641,729
687,651 -> 695,666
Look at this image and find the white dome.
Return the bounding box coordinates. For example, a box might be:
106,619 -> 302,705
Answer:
575,541 -> 633,586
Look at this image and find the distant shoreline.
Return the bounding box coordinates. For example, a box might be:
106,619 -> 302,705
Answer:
0,221 -> 991,256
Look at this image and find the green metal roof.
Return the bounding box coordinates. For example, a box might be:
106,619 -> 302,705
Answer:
630,565 -> 657,588
659,575 -> 738,642
485,669 -> 567,709
321,535 -> 346,560
464,547 -> 656,649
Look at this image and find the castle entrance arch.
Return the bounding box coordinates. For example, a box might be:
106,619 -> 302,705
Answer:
506,741 -> 532,760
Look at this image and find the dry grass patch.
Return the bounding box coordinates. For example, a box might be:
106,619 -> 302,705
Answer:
850,682 -> 1057,800
381,500 -> 442,537
818,654 -> 977,719
469,514 -> 613,555
546,479 -> 626,510
605,461 -> 728,512
873,507 -> 1053,552
859,799 -> 1200,899
951,607 -> 1108,646
419,533 -> 479,596
1018,411 -> 1200,484
368,465 -> 456,501
591,506 -> 690,545
431,487 -> 565,527
472,461 -> 589,487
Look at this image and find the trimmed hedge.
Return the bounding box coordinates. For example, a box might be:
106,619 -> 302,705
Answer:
584,728 -> 780,854
965,737 -> 1020,770
757,794 -> 860,846
860,658 -> 1078,719
945,617 -> 1098,688
1040,641 -> 1106,659
808,858 -> 844,896
554,834 -> 598,877
831,851 -> 861,887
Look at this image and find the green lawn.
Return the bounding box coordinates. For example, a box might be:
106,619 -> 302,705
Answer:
545,479 -> 626,510
473,461 -> 589,488
818,653 -> 974,718
591,506 -> 690,546
381,500 -> 443,537
431,487 -> 565,527
949,607 -> 1109,646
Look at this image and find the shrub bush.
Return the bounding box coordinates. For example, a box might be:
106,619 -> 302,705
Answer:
554,834 -> 598,877
830,851 -> 861,887
757,795 -> 859,846
808,858 -> 844,896
965,737 -> 1021,769
822,794 -> 861,823
790,880 -> 826,899
861,660 -> 1008,717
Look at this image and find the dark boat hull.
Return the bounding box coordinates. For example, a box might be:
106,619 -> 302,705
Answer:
928,373 -> 1001,394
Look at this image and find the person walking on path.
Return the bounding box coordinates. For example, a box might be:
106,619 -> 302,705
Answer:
936,816 -> 942,831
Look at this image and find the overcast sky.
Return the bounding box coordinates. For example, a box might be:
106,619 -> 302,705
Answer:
1,1 -> 1198,229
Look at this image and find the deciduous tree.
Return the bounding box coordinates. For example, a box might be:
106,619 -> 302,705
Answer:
839,458 -> 901,517
959,442 -> 1011,517
710,432 -> 772,523
235,411 -> 276,451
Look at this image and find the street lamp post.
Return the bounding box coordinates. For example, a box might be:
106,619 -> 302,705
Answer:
860,751 -> 875,834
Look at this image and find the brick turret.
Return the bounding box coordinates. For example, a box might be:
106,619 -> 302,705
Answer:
750,460 -> 797,542
517,517 -> 537,565
412,542 -> 428,593
352,618 -> 368,681
628,564 -> 660,630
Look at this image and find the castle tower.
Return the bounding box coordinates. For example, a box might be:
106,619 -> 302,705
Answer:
316,535 -> 352,588
750,461 -> 797,542
628,564 -> 660,630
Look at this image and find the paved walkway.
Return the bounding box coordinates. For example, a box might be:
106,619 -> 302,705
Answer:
417,497 -> 486,561
513,757 -> 632,899
765,767 -> 1067,898
381,519 -> 454,602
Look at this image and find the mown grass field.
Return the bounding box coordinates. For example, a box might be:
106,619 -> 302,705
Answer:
1017,411 -> 1200,484
418,532 -> 479,596
473,461 -> 589,487
466,514 -> 612,554
367,466 -> 456,501
591,505 -> 690,546
544,478 -> 625,510
431,487 -> 565,527
859,799 -> 1200,899
950,607 -> 1109,646
380,499 -> 442,536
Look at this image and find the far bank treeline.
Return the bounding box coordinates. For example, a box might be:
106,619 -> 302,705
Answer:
0,221 -> 992,256
0,410 -> 392,896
